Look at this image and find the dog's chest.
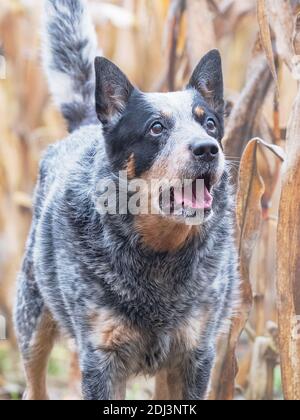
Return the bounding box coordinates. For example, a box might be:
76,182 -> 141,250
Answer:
88,303 -> 213,376
102,246 -> 223,329
84,233 -> 225,373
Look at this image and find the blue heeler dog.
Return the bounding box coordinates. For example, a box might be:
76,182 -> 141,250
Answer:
14,0 -> 239,400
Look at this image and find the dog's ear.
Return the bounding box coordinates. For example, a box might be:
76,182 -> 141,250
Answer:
188,50 -> 224,114
95,57 -> 134,125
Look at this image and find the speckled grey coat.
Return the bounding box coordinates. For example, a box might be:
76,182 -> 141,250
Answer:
14,0 -> 239,401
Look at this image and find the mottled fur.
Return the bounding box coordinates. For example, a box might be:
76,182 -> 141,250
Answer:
42,0 -> 99,131
14,0 -> 239,401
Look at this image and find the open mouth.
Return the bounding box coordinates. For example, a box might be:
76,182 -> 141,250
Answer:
180,175 -> 213,211
159,174 -> 214,215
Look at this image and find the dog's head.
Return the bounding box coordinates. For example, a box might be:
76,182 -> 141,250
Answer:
95,50 -> 225,224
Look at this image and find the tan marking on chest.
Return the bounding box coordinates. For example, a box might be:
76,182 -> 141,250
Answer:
89,309 -> 140,351
135,214 -> 198,253
175,312 -> 211,351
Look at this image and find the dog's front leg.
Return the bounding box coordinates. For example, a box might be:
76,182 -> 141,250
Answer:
80,348 -> 126,400
182,347 -> 215,400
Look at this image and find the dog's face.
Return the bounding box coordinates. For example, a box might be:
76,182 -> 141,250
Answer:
95,50 -> 225,221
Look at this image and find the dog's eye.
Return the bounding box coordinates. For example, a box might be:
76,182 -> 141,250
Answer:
206,118 -> 217,133
150,122 -> 164,136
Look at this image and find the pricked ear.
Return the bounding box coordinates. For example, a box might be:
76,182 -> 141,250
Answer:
188,50 -> 224,114
95,57 -> 134,125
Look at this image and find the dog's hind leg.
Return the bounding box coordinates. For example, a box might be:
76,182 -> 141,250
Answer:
22,310 -> 57,400
154,368 -> 183,400
154,370 -> 170,400
15,264 -> 58,400
154,347 -> 215,400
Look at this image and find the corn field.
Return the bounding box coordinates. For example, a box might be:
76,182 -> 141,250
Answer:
0,0 -> 300,401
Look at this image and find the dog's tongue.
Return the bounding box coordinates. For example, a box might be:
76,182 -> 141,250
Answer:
174,186 -> 213,210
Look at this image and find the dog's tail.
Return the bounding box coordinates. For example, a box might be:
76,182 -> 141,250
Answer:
42,0 -> 99,132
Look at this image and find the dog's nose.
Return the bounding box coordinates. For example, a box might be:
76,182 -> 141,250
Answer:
190,139 -> 219,162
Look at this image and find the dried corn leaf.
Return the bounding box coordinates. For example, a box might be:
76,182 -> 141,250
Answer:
216,138 -> 284,400
267,0 -> 294,70
257,0 -> 279,92
223,49 -> 273,159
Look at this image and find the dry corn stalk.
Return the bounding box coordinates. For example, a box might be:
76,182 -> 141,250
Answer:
277,82 -> 300,400
215,139 -> 284,400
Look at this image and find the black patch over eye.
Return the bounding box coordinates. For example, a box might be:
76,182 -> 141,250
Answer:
206,118 -> 217,133
150,122 -> 164,136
